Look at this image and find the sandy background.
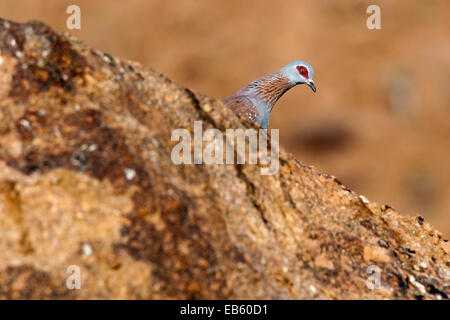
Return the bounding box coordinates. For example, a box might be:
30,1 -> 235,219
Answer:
1,0 -> 449,236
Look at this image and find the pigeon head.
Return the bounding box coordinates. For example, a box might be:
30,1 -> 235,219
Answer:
281,60 -> 316,92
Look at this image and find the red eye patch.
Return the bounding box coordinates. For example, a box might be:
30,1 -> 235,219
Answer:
296,65 -> 309,79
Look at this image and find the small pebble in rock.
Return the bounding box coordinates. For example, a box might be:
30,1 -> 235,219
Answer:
378,239 -> 389,248
359,195 -> 370,204
19,119 -> 31,129
417,216 -> 424,225
82,243 -> 93,257
124,168 -> 136,180
88,144 -> 97,152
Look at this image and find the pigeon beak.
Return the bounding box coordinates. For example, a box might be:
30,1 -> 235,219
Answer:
307,81 -> 316,93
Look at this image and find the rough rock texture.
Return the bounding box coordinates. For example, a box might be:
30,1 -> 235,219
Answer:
0,18 -> 448,300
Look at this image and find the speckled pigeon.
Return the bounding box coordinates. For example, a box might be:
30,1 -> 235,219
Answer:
222,60 -> 316,130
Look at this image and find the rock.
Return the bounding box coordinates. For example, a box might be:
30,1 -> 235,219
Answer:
0,18 -> 448,299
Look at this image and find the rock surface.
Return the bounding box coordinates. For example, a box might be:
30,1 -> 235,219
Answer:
0,18 -> 448,299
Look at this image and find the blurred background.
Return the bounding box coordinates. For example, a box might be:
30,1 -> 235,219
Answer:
1,0 -> 449,236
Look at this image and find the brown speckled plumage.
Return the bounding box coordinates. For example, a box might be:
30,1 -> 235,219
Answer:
252,73 -> 292,108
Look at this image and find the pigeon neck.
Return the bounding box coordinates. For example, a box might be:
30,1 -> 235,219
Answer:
247,71 -> 293,112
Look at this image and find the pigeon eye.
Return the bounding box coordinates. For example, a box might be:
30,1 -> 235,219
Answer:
296,65 -> 309,79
